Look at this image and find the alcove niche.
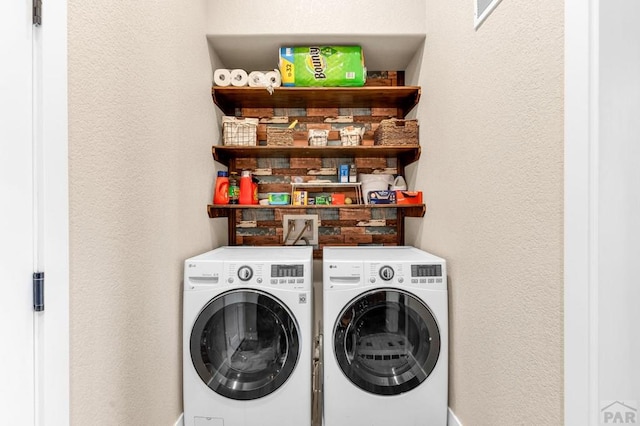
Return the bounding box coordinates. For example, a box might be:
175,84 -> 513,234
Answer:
204,34 -> 427,257
206,34 -> 426,89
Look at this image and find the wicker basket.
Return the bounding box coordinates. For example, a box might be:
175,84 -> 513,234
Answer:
222,116 -> 258,146
374,119 -> 419,146
308,129 -> 329,146
339,127 -> 364,146
266,127 -> 294,146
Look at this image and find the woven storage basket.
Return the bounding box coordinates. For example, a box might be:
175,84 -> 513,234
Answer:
222,116 -> 258,146
339,127 -> 364,146
374,119 -> 419,146
308,129 -> 329,146
266,127 -> 294,146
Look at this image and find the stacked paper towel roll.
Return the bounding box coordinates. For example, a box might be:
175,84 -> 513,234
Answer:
214,68 -> 281,89
266,70 -> 281,87
248,71 -> 268,87
248,70 -> 282,88
230,69 -> 248,86
213,69 -> 231,86
213,69 -> 249,86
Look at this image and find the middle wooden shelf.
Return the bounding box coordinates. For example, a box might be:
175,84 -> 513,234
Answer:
212,145 -> 421,167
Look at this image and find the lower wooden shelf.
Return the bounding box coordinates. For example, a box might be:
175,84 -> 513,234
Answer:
208,203 -> 425,258
207,203 -> 426,218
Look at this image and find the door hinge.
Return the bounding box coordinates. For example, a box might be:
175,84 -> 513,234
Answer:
33,0 -> 42,26
33,272 -> 44,312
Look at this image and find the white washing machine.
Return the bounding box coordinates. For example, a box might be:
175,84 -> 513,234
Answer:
322,246 -> 448,426
183,246 -> 313,426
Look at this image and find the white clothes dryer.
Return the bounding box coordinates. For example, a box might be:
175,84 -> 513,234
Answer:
183,246 -> 313,426
323,246 -> 448,426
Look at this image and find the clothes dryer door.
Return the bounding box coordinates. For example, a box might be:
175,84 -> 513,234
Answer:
191,289 -> 300,400
333,288 -> 440,395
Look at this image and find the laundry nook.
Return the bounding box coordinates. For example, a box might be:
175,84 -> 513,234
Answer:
8,0 -> 639,425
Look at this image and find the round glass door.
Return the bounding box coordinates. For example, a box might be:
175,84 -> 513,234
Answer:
334,288 -> 440,396
190,289 -> 300,400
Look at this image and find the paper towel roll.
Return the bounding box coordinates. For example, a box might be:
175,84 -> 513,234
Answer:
248,71 -> 268,88
265,70 -> 281,88
230,69 -> 249,87
213,69 -> 231,87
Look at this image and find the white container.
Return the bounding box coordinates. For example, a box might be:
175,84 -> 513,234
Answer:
359,174 -> 394,204
390,175 -> 407,191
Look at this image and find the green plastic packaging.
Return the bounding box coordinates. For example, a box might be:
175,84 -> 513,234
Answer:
279,46 -> 366,87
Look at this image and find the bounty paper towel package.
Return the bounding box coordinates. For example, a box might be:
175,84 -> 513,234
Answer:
279,46 -> 366,87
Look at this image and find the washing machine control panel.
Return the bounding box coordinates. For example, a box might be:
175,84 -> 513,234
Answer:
225,262 -> 308,289
271,264 -> 304,277
270,264 -> 306,286
379,265 -> 395,281
410,264 -> 444,285
237,265 -> 253,281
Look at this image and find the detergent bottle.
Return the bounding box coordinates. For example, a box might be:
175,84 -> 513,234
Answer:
239,170 -> 254,205
252,176 -> 259,204
228,172 -> 239,204
213,171 -> 229,204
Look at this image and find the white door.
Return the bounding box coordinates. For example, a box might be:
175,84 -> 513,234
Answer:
0,1 -> 36,424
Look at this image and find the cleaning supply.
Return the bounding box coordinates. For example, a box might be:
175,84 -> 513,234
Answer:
390,175 -> 407,190
349,164 -> 358,183
239,170 -> 254,205
359,174 -> 394,204
228,172 -> 239,204
251,176 -> 260,204
268,193 -> 291,205
213,171 -> 229,205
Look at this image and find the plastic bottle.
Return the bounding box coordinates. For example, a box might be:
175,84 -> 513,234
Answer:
390,175 -> 407,190
251,177 -> 259,204
239,170 -> 254,205
213,171 -> 229,204
228,172 -> 239,204
349,164 -> 357,183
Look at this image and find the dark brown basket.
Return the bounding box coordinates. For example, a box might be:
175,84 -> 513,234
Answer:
266,127 -> 294,146
374,119 -> 419,146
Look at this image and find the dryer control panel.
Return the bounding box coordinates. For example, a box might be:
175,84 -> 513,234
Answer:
365,263 -> 407,285
364,262 -> 445,288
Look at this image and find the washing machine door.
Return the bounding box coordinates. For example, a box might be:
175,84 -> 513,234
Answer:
190,289 -> 300,400
333,288 -> 440,396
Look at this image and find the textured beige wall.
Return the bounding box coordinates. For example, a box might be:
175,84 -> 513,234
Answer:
67,0 -> 563,423
67,1 -> 224,424
408,1 -> 564,424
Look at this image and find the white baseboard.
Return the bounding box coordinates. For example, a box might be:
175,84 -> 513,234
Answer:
178,408 -> 458,425
174,412 -> 184,426
448,407 -> 463,426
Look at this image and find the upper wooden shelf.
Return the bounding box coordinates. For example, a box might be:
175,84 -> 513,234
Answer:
211,86 -> 421,118
212,145 -> 421,167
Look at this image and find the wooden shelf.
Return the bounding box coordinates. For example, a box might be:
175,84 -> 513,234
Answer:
211,86 -> 421,118
212,145 -> 421,167
208,83 -> 424,253
208,203 -> 426,218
